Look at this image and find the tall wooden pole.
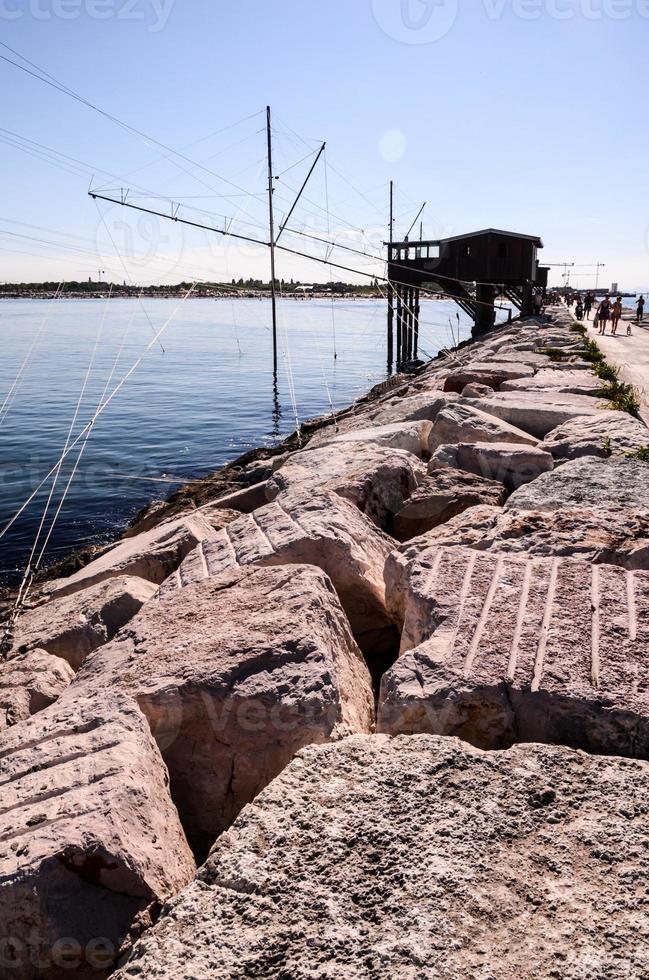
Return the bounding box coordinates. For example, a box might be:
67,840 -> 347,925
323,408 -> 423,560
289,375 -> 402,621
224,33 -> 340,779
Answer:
387,180 -> 394,373
266,106 -> 278,373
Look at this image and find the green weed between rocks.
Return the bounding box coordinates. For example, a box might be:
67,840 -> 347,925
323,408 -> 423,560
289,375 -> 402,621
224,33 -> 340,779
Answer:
625,446 -> 649,462
571,329 -> 642,418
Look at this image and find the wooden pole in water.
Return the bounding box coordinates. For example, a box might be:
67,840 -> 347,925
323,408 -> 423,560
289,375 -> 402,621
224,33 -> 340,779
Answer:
387,180 -> 394,373
266,106 -> 278,374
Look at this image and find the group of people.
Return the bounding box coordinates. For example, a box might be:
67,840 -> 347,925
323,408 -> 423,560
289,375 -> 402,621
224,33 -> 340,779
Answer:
567,291 -> 645,337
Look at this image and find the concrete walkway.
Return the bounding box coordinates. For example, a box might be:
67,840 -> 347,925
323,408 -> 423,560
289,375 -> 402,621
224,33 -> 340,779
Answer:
585,305 -> 649,425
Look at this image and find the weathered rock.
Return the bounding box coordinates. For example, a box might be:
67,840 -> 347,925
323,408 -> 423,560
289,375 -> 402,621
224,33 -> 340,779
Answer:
392,470 -> 506,542
414,503 -> 649,569
0,693 -> 195,979
501,368 -> 600,396
506,456 -> 649,512
429,441 -> 554,489
465,392 -> 604,438
488,350 -> 550,367
115,734 -> 649,980
460,381 -> 494,398
313,419 -> 432,458
75,565 -> 374,856
428,401 -> 538,453
266,443 -> 425,531
380,545 -> 649,759
13,576 -> 157,670
159,492 -> 395,655
369,391 -> 459,425
0,649 -> 74,728
47,513 -> 225,599
542,410 -> 649,461
443,361 -> 535,393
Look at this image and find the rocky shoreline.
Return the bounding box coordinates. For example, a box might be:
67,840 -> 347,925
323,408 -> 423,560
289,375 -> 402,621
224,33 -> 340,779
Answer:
1,305 -> 649,978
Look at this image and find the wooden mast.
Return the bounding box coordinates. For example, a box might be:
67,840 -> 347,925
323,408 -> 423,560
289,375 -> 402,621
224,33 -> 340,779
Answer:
266,105 -> 278,373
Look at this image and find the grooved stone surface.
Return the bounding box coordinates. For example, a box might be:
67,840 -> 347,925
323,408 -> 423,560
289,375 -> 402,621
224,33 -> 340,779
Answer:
381,545 -> 649,757
74,565 -> 374,855
46,513 -> 224,599
115,734 -> 649,980
0,693 -> 195,980
158,492 -> 394,644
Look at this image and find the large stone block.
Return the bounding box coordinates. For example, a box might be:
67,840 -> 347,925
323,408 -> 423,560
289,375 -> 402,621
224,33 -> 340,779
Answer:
0,693 -> 195,979
506,456 -> 649,512
74,565 -> 374,856
427,401 -> 538,453
500,368 -> 600,395
13,576 -> 157,670
429,441 -> 554,489
464,392 -> 604,438
380,545 -> 649,758
46,513 -> 224,599
392,469 -> 506,543
115,735 -> 649,980
0,649 -> 74,729
443,361 -> 535,393
159,492 -> 394,655
542,411 -> 649,461
311,419 -> 432,458
416,502 -> 649,568
266,443 -> 425,531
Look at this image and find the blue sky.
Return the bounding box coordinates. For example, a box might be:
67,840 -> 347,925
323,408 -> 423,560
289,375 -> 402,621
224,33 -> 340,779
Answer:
1,0 -> 648,289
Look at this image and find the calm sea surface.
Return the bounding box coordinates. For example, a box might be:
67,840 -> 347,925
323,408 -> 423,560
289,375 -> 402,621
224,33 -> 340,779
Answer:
0,296 -> 509,584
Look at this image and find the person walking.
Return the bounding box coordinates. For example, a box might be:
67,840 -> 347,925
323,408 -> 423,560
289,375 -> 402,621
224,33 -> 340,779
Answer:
611,296 -> 623,335
637,295 -> 645,324
583,292 -> 593,320
597,297 -> 611,334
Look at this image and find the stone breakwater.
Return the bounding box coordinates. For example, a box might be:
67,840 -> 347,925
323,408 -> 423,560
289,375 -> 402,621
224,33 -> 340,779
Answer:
1,307 -> 649,979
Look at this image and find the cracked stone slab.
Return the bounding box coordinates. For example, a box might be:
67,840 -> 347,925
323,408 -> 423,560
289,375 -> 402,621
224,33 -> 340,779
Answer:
12,576 -> 157,670
74,565 -> 374,856
158,492 -> 394,649
115,734 -> 649,980
0,692 -> 195,979
380,545 -> 649,758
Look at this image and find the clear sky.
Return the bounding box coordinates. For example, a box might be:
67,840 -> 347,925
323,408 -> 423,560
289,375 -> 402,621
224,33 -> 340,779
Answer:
1,0 -> 648,290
